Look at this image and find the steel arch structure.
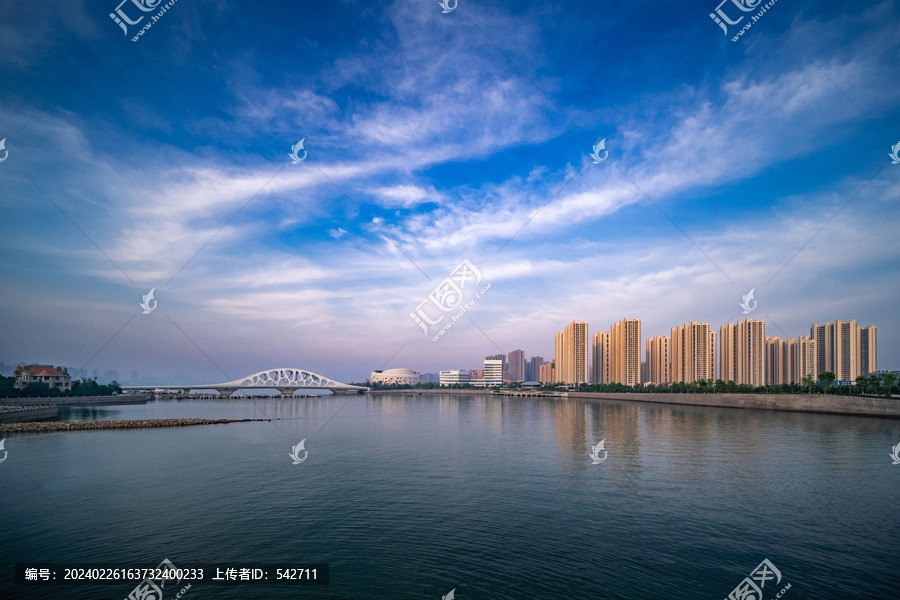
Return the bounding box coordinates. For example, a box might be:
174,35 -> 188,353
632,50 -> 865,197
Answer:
122,368 -> 369,396
234,368 -> 366,390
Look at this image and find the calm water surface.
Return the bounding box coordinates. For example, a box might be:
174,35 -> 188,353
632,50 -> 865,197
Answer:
1,393 -> 898,599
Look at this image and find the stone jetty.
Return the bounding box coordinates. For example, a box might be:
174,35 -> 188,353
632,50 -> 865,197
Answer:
0,417 -> 274,434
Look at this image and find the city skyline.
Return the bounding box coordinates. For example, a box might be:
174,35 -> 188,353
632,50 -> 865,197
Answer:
0,313 -> 887,385
1,1 -> 898,384
385,316 -> 882,388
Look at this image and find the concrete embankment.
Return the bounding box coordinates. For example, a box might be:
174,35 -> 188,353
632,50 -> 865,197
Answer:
565,392 -> 900,418
367,389 -> 900,418
369,389 -> 483,396
0,417 -> 273,434
370,389 -> 565,398
0,394 -> 149,406
0,405 -> 59,423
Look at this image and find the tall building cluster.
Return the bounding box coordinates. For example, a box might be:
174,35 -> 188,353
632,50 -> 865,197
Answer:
431,318 -> 876,389
765,335 -> 816,386
810,320 -> 877,382
534,318 -> 877,387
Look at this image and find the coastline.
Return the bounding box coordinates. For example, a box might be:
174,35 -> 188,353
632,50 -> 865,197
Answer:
368,389 -> 900,418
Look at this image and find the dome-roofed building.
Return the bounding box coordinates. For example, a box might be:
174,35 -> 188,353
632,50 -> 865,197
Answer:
370,368 -> 420,386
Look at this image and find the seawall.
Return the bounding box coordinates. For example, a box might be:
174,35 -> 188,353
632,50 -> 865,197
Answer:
0,405 -> 60,423
0,394 -> 149,406
366,389 -> 900,418
566,391 -> 900,418
369,388 -> 485,396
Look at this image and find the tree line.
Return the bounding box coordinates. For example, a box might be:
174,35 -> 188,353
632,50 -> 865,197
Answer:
358,372 -> 897,398
0,376 -> 123,398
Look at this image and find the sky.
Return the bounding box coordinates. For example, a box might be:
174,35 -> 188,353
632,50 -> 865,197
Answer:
0,0 -> 898,385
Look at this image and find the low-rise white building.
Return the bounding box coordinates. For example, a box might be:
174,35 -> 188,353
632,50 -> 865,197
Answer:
440,370 -> 470,386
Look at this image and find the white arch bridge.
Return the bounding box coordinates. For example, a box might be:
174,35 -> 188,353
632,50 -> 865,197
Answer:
123,368 -> 369,397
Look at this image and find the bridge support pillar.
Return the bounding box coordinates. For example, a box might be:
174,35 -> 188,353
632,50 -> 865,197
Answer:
215,388 -> 236,398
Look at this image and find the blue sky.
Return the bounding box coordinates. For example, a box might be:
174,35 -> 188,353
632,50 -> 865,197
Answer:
0,0 -> 898,384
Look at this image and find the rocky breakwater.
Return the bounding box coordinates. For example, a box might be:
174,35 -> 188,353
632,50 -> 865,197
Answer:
0,417 -> 273,434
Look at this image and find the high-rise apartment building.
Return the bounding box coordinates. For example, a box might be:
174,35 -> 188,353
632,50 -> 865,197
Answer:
483,359 -> 503,386
720,319 -> 766,387
670,322 -> 715,383
528,356 -> 544,382
786,335 -> 816,385
509,349 -> 526,382
860,325 -> 877,375
539,360 -> 556,384
765,336 -> 785,386
645,335 -> 670,385
610,318 -> 642,386
554,321 -> 589,385
591,331 -> 610,384
709,330 -> 718,381
811,320 -> 877,381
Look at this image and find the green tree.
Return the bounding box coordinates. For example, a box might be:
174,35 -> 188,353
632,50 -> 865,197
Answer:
819,371 -> 836,393
883,374 -> 896,397
867,374 -> 881,396
801,374 -> 814,394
